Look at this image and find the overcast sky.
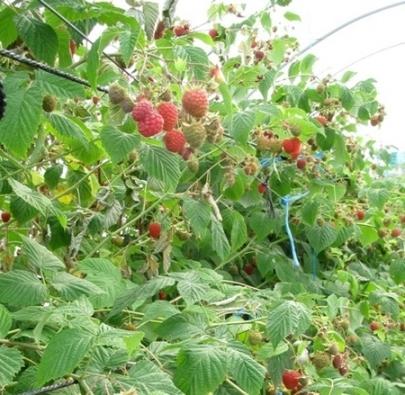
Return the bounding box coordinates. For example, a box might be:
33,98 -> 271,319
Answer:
114,0 -> 405,151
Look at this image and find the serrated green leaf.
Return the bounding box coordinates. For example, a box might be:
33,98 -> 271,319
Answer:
10,196 -> 38,224
15,15 -> 58,65
360,335 -> 391,369
119,360 -> 184,395
120,21 -> 145,65
267,300 -> 311,347
227,110 -> 255,145
143,2 -> 159,40
301,200 -> 318,225
0,346 -> 24,387
78,258 -> 126,308
0,7 -> 18,47
267,349 -> 294,386
48,113 -> 88,146
174,345 -> 228,395
174,271 -> 211,305
0,270 -> 48,307
44,164 -> 63,189
51,272 -> 105,301
389,259 -> 405,284
110,276 -> 175,317
259,69 -> 276,99
307,225 -> 338,253
230,211 -> 247,251
35,70 -> 85,98
8,179 -> 65,225
358,225 -> 378,246
0,84 -> 42,157
156,311 -> 208,341
124,331 -> 145,356
87,28 -> 117,90
228,347 -> 266,395
367,188 -> 390,209
182,198 -> 211,238
0,305 -> 12,338
177,46 -> 209,81
362,377 -> 401,395
211,217 -> 231,260
141,145 -> 181,191
36,328 -> 93,386
100,126 -> 139,163
21,236 -> 64,271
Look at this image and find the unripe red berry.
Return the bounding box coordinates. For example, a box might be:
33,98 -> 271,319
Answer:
332,354 -> 344,369
296,158 -> 306,170
369,321 -> 380,331
391,228 -> 401,238
316,115 -> 328,126
258,183 -> 267,194
243,262 -> 255,275
356,210 -> 365,220
339,366 -> 348,376
149,222 -> 161,239
158,290 -> 167,300
209,28 -> 218,39
254,50 -> 265,61
1,211 -> 11,223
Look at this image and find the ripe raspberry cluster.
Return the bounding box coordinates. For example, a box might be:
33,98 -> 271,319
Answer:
130,88 -> 212,163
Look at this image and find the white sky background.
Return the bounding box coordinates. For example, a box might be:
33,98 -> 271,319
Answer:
112,0 -> 405,151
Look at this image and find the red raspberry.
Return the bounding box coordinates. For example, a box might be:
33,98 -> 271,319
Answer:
339,366 -> 348,376
369,321 -> 380,331
180,146 -> 194,160
243,262 -> 255,275
296,158 -> 306,170
282,137 -> 302,156
316,115 -> 328,126
164,130 -> 186,153
333,354 -> 344,369
132,99 -> 153,122
149,222 -> 161,239
209,28 -> 218,39
1,211 -> 11,223
173,24 -> 190,37
282,370 -> 301,390
157,102 -> 178,131
138,111 -> 164,137
258,183 -> 267,194
254,50 -> 265,61
356,210 -> 365,220
158,290 -> 167,300
391,228 -> 401,238
182,88 -> 209,118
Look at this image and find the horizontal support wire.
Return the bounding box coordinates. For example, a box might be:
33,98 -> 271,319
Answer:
0,48 -> 109,93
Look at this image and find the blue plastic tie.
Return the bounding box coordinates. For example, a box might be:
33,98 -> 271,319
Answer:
281,192 -> 308,268
314,151 -> 324,160
260,156 -> 282,168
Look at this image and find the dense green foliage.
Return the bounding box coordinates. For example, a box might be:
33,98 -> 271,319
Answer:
0,1 -> 404,394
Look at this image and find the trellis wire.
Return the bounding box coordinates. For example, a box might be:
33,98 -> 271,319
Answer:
17,379 -> 77,395
283,1 -> 405,70
0,48 -> 109,93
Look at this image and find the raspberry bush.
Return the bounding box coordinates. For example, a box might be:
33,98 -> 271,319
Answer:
0,1 -> 404,394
